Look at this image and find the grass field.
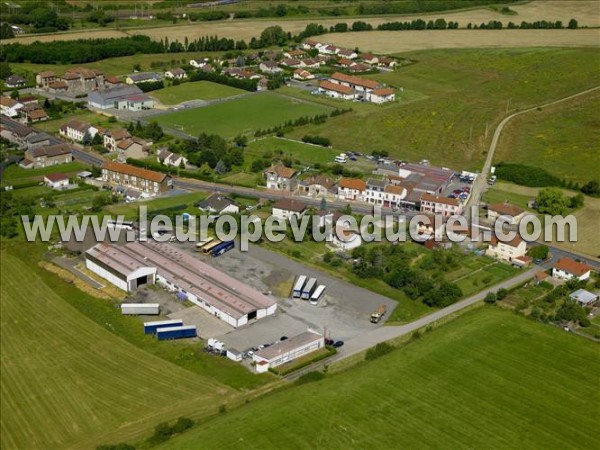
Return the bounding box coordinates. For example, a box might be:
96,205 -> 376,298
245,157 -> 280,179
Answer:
33,110 -> 117,135
493,91 -> 600,184
150,81 -> 247,105
154,93 -> 331,138
105,191 -> 209,219
246,136 -> 339,166
0,251 -> 236,450
287,47 -> 600,171
2,162 -> 87,186
157,307 -> 600,449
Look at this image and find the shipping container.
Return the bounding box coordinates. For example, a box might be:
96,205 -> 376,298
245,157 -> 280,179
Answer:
309,285 -> 326,305
301,278 -> 318,300
202,239 -> 222,254
143,319 -> 183,335
156,325 -> 197,340
121,303 -> 160,315
210,240 -> 234,257
292,275 -> 307,298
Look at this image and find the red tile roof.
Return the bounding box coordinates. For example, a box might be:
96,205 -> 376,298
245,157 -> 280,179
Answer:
372,88 -> 395,97
264,162 -> 297,179
331,72 -> 380,90
420,193 -> 460,207
45,173 -> 69,182
338,178 -> 366,191
553,257 -> 592,277
272,198 -> 307,213
488,202 -> 525,216
102,162 -> 168,183
320,80 -> 353,95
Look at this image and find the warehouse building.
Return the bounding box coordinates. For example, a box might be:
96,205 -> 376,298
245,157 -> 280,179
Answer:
85,243 -> 157,292
88,85 -> 154,110
253,330 -> 325,373
85,241 -> 277,328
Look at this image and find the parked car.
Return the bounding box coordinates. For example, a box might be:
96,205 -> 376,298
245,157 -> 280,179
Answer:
280,336 -> 288,341
333,340 -> 344,348
349,156 -> 357,161
325,338 -> 334,346
535,259 -> 544,265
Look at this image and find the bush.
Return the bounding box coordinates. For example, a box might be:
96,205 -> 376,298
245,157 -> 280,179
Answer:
302,135 -> 331,147
496,288 -> 508,300
365,342 -> 394,361
295,371 -> 326,385
495,162 -> 563,187
527,245 -> 549,260
484,292 -> 497,304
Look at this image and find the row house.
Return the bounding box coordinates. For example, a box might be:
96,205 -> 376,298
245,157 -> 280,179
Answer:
36,71 -> 57,87
298,174 -> 336,198
337,178 -> 366,201
485,235 -> 527,263
59,118 -> 98,143
0,116 -> 36,148
263,162 -> 298,192
103,128 -> 131,151
22,143 -> 73,169
363,179 -> 386,204
61,67 -> 105,93
102,162 -> 172,194
419,193 -> 462,217
117,137 -> 151,161
318,80 -> 356,100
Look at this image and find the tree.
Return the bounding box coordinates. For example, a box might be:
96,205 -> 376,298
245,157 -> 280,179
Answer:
0,61 -> 12,80
260,26 -> 287,46
567,18 -> 578,29
82,131 -> 92,146
0,23 -> 15,40
484,292 -> 497,304
581,180 -> 600,196
536,187 -> 569,215
569,193 -> 584,209
496,288 -> 508,301
10,89 -> 19,100
527,245 -> 549,260
234,134 -> 247,147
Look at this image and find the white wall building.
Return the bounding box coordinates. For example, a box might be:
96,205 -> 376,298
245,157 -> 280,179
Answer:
253,330 -> 325,373
552,257 -> 592,281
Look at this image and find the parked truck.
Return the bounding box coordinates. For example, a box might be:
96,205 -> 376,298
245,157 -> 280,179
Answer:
143,319 -> 183,335
121,303 -> 160,315
156,325 -> 197,341
370,305 -> 387,323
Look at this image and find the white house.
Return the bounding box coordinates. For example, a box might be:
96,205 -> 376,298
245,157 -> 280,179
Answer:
59,119 -> 98,143
552,258 -> 592,281
337,178 -> 366,201
264,162 -> 298,191
0,97 -> 23,118
272,198 -> 307,221
157,149 -> 188,167
164,68 -> 187,80
368,88 -> 396,104
318,80 -> 356,100
259,61 -> 283,74
420,193 -> 462,217
43,173 -> 70,189
253,330 -> 324,373
569,289 -> 598,307
487,202 -> 526,225
293,69 -> 315,81
190,58 -> 209,69
197,193 -> 239,216
337,48 -> 358,59
485,235 -> 527,263
332,227 -> 362,251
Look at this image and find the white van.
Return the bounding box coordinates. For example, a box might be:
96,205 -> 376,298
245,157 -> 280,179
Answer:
334,154 -> 347,163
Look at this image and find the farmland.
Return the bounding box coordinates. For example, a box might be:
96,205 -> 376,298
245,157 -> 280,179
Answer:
153,93 -> 331,138
245,136 -> 339,166
157,307 -> 600,450
150,81 -> 247,105
493,90 -> 600,185
287,47 -> 600,171
0,251 -> 236,450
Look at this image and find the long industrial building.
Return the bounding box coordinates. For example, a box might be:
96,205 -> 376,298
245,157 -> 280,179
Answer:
85,241 -> 277,327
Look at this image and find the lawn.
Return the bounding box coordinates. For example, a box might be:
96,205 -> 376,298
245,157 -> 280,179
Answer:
105,191 -> 210,219
453,261 -> 519,297
483,185 -> 535,212
34,110 -> 117,135
153,92 -> 331,138
246,136 -> 339,166
493,90 -> 600,185
157,307 -> 600,450
286,47 -> 600,172
2,162 -> 87,185
0,250 -> 236,450
150,81 -> 246,105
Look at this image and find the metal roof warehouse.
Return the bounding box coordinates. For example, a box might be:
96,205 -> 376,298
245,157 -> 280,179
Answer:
85,241 -> 277,327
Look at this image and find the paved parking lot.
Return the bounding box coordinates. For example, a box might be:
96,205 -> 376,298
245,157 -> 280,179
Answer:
168,241 -> 397,351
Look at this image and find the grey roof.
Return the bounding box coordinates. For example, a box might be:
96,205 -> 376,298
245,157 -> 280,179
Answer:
197,193 -> 238,212
255,331 -> 322,361
5,74 -> 26,85
0,116 -> 34,137
26,132 -> 61,145
367,178 -> 386,189
88,85 -> 143,103
127,72 -> 161,82
569,289 -> 598,304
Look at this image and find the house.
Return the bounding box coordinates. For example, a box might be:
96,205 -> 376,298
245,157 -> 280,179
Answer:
302,58 -> 320,69
487,202 -> 526,225
88,85 -> 149,110
0,97 -> 23,118
383,184 -> 407,207
337,58 -> 354,68
337,178 -> 366,201
61,67 -> 104,93
318,80 -> 356,100
272,199 -> 307,220
117,137 -> 150,161
368,88 -> 396,104
259,61 -> 282,74
420,193 -> 462,217
5,74 -> 26,88
332,227 -> 362,251
103,128 -> 131,151
299,174 -> 335,197
302,39 -> 322,50
330,72 -> 380,93
485,235 -> 527,263
43,173 -> 70,189
26,131 -> 60,149
59,119 -> 98,143
196,193 -> 239,215
157,149 -> 187,167
164,68 -> 187,79
189,58 -> 209,68
348,63 -> 371,73
101,162 -> 173,195
512,255 -> 533,268
293,69 -> 315,81
105,75 -> 122,87
337,48 -> 358,59
36,71 -> 57,87
361,53 -> 379,65
378,57 -> 398,68
552,258 -> 592,281
257,77 -> 269,92
282,58 -> 304,68
319,44 -> 338,55
363,179 -> 387,205
253,330 -> 324,373
48,80 -> 68,93
415,214 -> 446,241
20,104 -> 49,123
569,289 -> 598,307
126,72 -> 161,84
284,49 -> 306,59
264,162 -> 298,191
0,116 -> 35,148
23,144 -> 73,169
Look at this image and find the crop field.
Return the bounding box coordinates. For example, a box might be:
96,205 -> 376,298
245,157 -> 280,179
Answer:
12,1 -> 599,44
493,91 -> 600,185
0,251 -> 235,450
287,47 -> 600,171
157,307 -> 600,449
153,93 -> 331,138
150,81 -> 247,105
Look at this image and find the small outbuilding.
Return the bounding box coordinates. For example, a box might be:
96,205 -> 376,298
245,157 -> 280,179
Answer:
43,173 -> 69,189
569,289 -> 598,307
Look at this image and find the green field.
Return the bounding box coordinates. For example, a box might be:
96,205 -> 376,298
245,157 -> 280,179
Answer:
158,307 -> 600,449
2,162 -> 87,186
0,251 -> 236,449
154,93 -> 331,138
493,91 -> 600,184
246,136 -> 339,165
287,47 -> 600,171
151,81 -> 246,105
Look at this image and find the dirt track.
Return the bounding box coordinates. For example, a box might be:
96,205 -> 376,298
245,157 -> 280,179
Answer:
10,1 -> 600,44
